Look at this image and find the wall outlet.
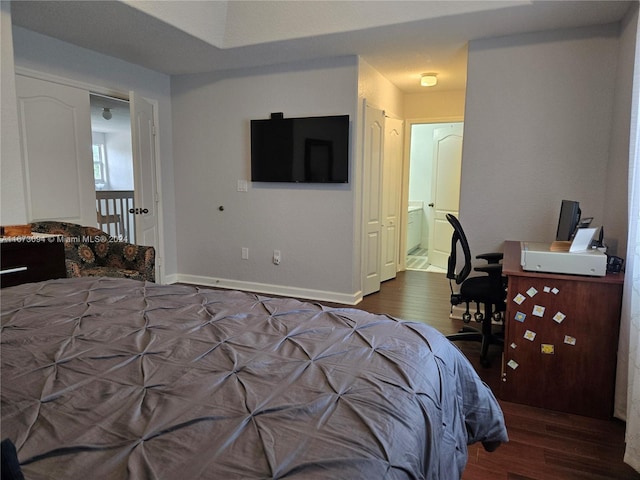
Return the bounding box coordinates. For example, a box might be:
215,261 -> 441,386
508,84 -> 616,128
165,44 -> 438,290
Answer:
273,250 -> 281,265
241,247 -> 249,260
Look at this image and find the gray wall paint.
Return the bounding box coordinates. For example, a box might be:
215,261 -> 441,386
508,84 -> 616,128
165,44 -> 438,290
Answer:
171,59 -> 360,298
461,24 -> 625,255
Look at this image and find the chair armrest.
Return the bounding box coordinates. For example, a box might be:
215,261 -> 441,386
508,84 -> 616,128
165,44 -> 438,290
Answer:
94,242 -> 156,282
474,263 -> 503,277
476,252 -> 503,264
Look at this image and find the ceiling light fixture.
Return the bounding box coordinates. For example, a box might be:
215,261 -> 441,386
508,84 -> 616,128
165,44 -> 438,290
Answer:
102,107 -> 112,120
420,74 -> 438,87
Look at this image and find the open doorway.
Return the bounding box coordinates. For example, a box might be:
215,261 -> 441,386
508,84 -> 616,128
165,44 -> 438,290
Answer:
405,121 -> 463,273
89,94 -> 136,243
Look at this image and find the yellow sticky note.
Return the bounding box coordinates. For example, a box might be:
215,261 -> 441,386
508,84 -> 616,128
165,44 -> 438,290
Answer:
541,344 -> 555,354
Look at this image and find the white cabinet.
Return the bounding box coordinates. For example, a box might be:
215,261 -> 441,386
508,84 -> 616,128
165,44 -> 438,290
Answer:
406,209 -> 422,253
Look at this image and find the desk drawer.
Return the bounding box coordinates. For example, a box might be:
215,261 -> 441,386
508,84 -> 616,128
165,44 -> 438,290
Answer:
1,239 -> 66,288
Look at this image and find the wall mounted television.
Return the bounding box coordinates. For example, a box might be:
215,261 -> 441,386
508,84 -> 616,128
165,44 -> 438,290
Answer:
251,114 -> 349,183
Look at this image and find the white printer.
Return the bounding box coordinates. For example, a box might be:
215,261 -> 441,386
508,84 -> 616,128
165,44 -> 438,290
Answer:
520,241 -> 607,276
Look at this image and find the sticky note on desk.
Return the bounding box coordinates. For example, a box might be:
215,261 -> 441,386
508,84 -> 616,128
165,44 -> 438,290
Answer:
564,335 -> 577,346
541,344 -> 555,354
524,330 -> 536,341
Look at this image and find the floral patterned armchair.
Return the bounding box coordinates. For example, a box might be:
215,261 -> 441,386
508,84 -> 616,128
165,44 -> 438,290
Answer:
30,221 -> 155,282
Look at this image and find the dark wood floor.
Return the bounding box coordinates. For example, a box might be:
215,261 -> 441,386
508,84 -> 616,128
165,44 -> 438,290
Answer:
333,270 -> 639,480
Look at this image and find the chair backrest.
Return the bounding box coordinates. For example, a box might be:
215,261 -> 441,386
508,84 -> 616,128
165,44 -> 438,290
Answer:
446,214 -> 472,285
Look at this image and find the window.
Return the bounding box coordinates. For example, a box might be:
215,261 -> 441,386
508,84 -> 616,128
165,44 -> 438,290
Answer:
92,143 -> 107,189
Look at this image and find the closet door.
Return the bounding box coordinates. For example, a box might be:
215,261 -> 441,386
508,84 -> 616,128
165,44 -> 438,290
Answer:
16,75 -> 94,226
381,117 -> 403,282
362,103 -> 384,296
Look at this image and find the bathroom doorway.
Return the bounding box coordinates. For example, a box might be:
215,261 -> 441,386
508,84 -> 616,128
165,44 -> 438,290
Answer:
406,121 -> 463,272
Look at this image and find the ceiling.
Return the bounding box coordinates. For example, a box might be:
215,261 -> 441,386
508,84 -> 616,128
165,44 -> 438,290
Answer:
10,1 -> 634,94
90,94 -> 131,134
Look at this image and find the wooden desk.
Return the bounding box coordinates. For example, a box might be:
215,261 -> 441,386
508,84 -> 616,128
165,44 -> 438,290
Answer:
500,241 -> 623,418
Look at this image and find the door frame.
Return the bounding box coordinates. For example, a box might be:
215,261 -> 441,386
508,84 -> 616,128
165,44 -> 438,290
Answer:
15,66 -> 165,282
400,116 -> 463,271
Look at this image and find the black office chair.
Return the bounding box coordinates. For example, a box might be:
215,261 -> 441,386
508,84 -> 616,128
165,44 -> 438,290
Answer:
445,214 -> 505,367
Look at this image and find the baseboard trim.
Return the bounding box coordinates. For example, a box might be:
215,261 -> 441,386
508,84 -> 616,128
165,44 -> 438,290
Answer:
172,274 -> 363,306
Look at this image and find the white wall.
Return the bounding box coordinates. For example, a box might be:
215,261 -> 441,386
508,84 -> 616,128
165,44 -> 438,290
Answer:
1,4 -> 27,225
357,59 -> 404,119
403,90 -> 465,120
462,24 -> 624,255
10,26 -> 177,278
92,130 -> 134,191
105,131 -> 134,191
171,58 -> 360,302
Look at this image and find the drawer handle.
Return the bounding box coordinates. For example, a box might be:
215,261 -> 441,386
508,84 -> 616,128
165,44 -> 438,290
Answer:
0,266 -> 28,275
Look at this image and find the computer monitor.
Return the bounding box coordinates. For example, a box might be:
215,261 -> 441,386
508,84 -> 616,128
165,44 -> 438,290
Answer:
555,200 -> 581,241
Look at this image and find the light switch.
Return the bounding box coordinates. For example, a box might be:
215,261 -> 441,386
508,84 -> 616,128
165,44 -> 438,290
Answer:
237,180 -> 248,192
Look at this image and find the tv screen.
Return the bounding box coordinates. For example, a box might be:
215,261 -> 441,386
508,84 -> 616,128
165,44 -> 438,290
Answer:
251,115 -> 349,183
555,200 -> 581,241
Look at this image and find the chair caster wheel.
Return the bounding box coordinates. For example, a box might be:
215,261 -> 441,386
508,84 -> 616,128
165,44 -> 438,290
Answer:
474,312 -> 484,322
463,312 -> 472,323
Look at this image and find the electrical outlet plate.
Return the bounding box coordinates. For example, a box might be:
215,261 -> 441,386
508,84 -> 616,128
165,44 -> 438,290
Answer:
241,247 -> 249,260
273,250 -> 281,265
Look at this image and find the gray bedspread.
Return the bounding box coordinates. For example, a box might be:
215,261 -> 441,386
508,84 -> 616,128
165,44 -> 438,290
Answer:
1,277 -> 507,479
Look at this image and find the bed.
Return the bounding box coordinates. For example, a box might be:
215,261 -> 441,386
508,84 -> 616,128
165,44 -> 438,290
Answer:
1,277 -> 507,479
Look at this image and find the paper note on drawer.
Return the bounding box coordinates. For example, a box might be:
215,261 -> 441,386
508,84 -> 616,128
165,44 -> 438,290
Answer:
532,305 -> 545,317
553,312 -> 566,324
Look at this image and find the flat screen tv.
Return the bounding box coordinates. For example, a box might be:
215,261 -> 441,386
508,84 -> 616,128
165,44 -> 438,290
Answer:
251,114 -> 349,183
555,200 -> 581,241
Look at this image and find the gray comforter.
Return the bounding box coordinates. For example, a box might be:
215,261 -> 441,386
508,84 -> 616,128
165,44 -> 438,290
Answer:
1,277 -> 507,479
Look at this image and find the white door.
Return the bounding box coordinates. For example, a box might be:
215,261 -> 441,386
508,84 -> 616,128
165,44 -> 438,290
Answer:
427,124 -> 463,269
381,117 -> 403,282
362,103 -> 384,296
16,75 -> 95,226
130,92 -> 160,277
